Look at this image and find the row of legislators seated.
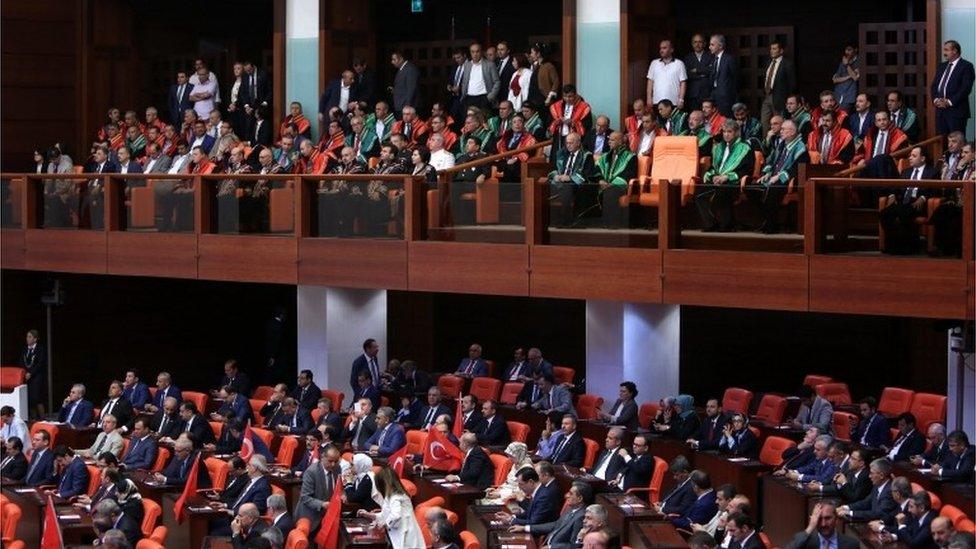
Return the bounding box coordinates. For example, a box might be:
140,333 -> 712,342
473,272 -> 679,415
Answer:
1,337 -> 973,549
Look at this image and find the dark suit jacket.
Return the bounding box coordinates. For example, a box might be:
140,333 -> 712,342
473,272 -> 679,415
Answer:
456,357 -> 488,377
895,510 -> 939,549
477,414 -> 511,446
277,409 -> 313,436
719,428 -> 759,458
183,414 -> 216,446
462,410 -> 485,433
350,354 -> 380,395
161,452 -> 195,486
231,475 -> 272,514
606,399 -> 639,430
619,453 -> 655,491
550,432 -> 586,467
709,52 -> 739,110
59,399 -> 94,427
732,532 -> 766,549
837,468 -> 873,503
764,56 -> 796,112
497,57 -> 516,99
168,83 -> 195,124
683,51 -> 715,101
888,429 -> 926,462
121,382 -> 150,409
150,384 -> 182,410
240,70 -> 272,109
671,490 -> 718,529
786,530 -> 860,549
0,452 -> 28,480
25,448 -> 55,485
317,411 -> 342,437
344,473 -> 379,510
56,456 -> 90,498
353,385 -> 381,411
459,446 -> 495,490
591,447 -> 627,482
414,404 -> 451,430
660,478 -> 696,516
220,373 -> 252,398
219,396 -> 253,424
292,382 -> 321,412
319,78 -> 360,115
931,58 -> 975,119
695,413 -> 729,450
122,435 -> 157,470
261,401 -> 284,428
921,441 -> 948,467
533,504 -> 585,547
393,61 -> 421,113
151,410 -> 184,439
583,130 -> 614,155
502,361 -> 531,381
849,480 -> 898,520
271,512 -> 296,541
114,513 -> 143,547
848,111 -> 875,140
395,370 -> 431,397
896,166 -> 940,202
513,479 -> 560,525
344,414 -> 377,450
852,413 -> 890,449
355,69 -> 377,105
517,381 -> 542,406
940,448 -> 975,482
99,397 -> 134,431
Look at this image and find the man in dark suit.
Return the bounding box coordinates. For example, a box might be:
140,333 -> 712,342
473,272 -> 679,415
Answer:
168,71 -> 194,125
391,51 -> 420,115
549,414 -> 586,468
496,41 -> 516,99
785,502 -> 860,549
597,381 -> 639,430
352,372 -> 381,411
503,463 -> 561,527
931,430 -> 975,482
121,418 -> 158,471
476,399 -> 510,447
230,502 -> 268,547
0,437 -> 28,480
683,34 -> 715,112
260,383 -> 288,428
350,338 -> 382,396
53,446 -> 90,499
725,512 -> 763,549
314,398 -> 342,439
689,398 -> 728,450
880,146 -> 938,255
214,385 -> 253,425
510,481 -> 591,546
241,61 -> 271,116
827,447 -> 874,503
839,458 -> 898,521
655,456 -> 695,516
613,434 -> 655,492
911,423 -> 948,468
588,427 -> 627,482
177,401 -> 216,447
885,413 -> 927,462
931,40 -> 975,136
220,456 -> 272,516
848,93 -> 875,142
456,343 -> 489,377
152,396 -> 184,439
146,371 -> 181,414
365,407 -> 407,458
23,329 -> 48,419
502,348 -> 531,382
527,348 -> 554,380
460,395 -> 485,433
97,381 -> 134,433
760,41 -> 795,131
708,34 -> 738,116
219,359 -> 252,398
121,369 -> 151,410
353,58 -> 376,105
892,491 -> 938,549
414,387 -> 451,431
319,70 -> 359,124
58,384 -> 94,427
292,370 -> 321,412
155,437 -> 197,486
272,398 -> 312,436
582,116 -> 614,156
670,470 -> 719,529
24,429 -> 55,485
93,499 -> 143,547
447,433 -> 495,490
267,493 -> 295,541
344,398 -> 377,451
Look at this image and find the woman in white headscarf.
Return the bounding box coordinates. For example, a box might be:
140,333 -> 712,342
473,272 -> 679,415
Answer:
486,441 -> 534,500
344,453 -> 379,510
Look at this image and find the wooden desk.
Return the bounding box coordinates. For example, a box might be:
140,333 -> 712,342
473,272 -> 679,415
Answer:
498,405 -> 548,447
646,436 -> 694,495
693,452 -> 771,514
57,503 -> 97,546
846,522 -> 909,549
761,475 -> 826,547
629,521 -> 689,549
751,421 -> 806,443
161,493 -> 227,549
268,471 -> 304,511
339,517 -> 388,548
411,473 -> 485,520
34,422 -> 100,450
465,503 -> 510,547
128,469 -> 183,503
489,530 -> 539,548
892,463 -> 976,518
597,492 -> 664,546
554,465 -> 608,495
578,420 -> 636,448
0,487 -> 95,547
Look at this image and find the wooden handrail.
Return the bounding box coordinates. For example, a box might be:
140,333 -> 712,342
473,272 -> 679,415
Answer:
834,134 -> 944,178
437,139 -> 552,175
810,177 -> 968,189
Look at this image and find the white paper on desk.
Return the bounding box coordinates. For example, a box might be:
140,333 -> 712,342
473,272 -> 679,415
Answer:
775,425 -> 790,429
431,478 -> 448,484
346,527 -> 365,533
727,457 -> 749,462
58,514 -> 82,520
501,545 -> 529,548
619,503 -> 645,509
490,521 -> 504,526
13,488 -> 35,493
188,506 -> 211,512
918,468 -> 932,474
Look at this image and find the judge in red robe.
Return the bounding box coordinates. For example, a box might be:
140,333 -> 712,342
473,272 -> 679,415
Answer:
806,111 -> 855,165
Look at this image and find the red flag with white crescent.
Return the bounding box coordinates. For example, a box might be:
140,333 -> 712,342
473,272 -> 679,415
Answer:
453,395 -> 464,439
422,425 -> 463,471
40,493 -> 64,549
389,443 -> 409,477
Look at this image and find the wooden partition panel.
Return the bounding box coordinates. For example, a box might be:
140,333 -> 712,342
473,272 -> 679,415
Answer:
197,234 -> 297,284
663,250 -> 809,311
24,229 -> 106,274
107,232 -> 198,279
530,246 -> 662,302
1,229 -> 26,270
298,238 -> 408,290
718,26 -> 795,113
859,22 -> 928,121
408,241 -> 529,296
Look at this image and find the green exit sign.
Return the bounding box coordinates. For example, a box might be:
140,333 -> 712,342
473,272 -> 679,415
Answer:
411,0 -> 423,13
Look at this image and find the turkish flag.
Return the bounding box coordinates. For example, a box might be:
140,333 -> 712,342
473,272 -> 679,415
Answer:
313,472 -> 344,547
40,493 -> 64,549
174,453 -> 201,524
453,396 -> 464,439
389,443 -> 409,477
241,424 -> 273,462
423,425 -> 463,472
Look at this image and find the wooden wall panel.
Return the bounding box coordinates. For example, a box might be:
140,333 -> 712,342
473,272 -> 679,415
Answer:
107,232 -> 197,279
969,261 -> 974,321
530,245 -> 662,302
198,234 -> 297,285
24,229 -> 106,274
1,229 -> 26,270
810,256 -> 968,319
298,238 -> 408,290
408,242 -> 529,296
663,250 -> 809,311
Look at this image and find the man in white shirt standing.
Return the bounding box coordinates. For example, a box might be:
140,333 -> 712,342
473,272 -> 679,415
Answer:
461,42 -> 501,114
190,67 -> 217,120
646,40 -> 687,108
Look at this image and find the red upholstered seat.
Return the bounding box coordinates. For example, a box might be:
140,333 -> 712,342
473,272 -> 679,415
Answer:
182,391 -> 209,415
759,436 -> 796,467
252,386 -> 275,401
722,387 -> 754,415
489,453 -> 513,486
552,366 -> 575,385
803,375 -> 832,388
878,387 -> 915,417
500,382 -> 523,405
910,393 -> 947,431
816,382 -> 853,406
638,402 -> 659,430
753,394 -> 788,424
469,377 -> 502,402
321,389 -> 345,412
582,438 -> 599,469
832,411 -> 859,442
437,375 -> 464,399
507,421 -> 530,443
0,367 -> 26,391
576,394 -> 604,420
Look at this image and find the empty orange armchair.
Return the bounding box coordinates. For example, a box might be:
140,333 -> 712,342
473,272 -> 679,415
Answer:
552,366 -> 575,386
722,387 -> 754,416
182,391 -> 209,415
86,465 -> 102,495
632,136 -> 699,209
321,389 -> 344,411
406,430 -> 428,454
252,386 -> 275,401
141,499 -> 162,537
803,375 -> 833,388
469,377 -> 502,402
576,394 -> 604,420
205,456 -> 231,490
437,375 -> 464,399
910,393 -> 947,431
759,436 -> 797,467
0,367 -> 26,391
582,438 -> 599,469
832,411 -> 859,442
489,453 -> 513,486
1,499 -> 22,541
151,447 -> 170,473
878,387 -> 915,418
753,394 -> 788,424
277,436 -> 300,467
940,505 -> 967,529
816,382 -> 853,406
638,402 -> 659,430
500,382 -> 524,405
507,421 -> 530,443
460,530 -> 480,549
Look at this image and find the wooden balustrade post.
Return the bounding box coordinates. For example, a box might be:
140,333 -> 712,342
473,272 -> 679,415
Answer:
104,175 -> 121,231
404,176 -> 425,241
193,176 -> 208,234
524,176 -> 545,246
963,183 -> 974,262
24,175 -> 39,229
658,179 -> 681,250
294,175 -> 307,239
437,172 -> 452,228
804,179 -> 821,255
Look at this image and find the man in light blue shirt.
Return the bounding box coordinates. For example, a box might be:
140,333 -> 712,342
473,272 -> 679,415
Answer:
0,406 -> 28,452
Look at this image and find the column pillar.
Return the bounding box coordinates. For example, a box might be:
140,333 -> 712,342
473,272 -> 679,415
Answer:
586,301 -> 680,405
297,286 -> 387,398
576,0 -> 621,126
942,0 -> 976,139
947,329 -> 974,433
286,0 -> 320,139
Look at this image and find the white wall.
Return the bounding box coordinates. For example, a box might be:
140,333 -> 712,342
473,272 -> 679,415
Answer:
946,329 -> 975,433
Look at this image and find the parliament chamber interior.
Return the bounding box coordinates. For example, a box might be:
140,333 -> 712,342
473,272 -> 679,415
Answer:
0,0 -> 974,548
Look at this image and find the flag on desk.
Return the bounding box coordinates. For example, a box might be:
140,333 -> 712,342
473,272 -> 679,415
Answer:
389,443 -> 409,477
423,424 -> 464,471
453,396 -> 464,439
240,424 -> 274,462
41,493 -> 64,549
174,452 -> 202,524
313,471 -> 344,547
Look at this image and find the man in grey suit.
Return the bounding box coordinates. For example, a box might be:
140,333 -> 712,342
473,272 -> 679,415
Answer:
509,481 -> 591,548
786,502 -> 859,549
142,143 -> 173,174
791,386 -> 834,435
531,374 -> 576,417
294,445 -> 341,533
460,42 -> 501,114
44,146 -> 76,227
390,51 -> 420,116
